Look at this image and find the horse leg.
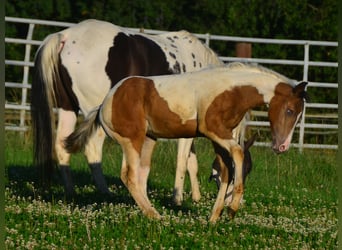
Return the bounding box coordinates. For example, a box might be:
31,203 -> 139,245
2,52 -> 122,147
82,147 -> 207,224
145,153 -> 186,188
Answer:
173,138 -> 192,205
209,139 -> 244,222
187,141 -> 201,202
209,142 -> 229,222
84,126 -> 110,194
139,137 -> 156,198
118,135 -> 160,219
222,141 -> 244,220
55,109 -> 77,196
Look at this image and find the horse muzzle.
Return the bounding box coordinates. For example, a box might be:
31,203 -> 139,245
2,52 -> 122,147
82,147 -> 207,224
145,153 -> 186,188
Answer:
272,138 -> 290,154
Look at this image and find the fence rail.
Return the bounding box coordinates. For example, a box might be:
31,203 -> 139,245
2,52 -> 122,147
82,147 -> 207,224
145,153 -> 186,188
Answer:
5,17 -> 338,150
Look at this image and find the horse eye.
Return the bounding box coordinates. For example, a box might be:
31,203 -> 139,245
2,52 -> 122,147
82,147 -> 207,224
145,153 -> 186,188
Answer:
286,109 -> 294,116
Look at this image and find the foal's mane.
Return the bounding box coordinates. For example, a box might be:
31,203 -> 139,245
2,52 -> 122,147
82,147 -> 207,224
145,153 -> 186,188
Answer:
225,62 -> 295,86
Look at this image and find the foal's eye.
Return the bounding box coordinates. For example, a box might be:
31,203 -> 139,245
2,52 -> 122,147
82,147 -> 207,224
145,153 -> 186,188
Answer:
286,109 -> 294,116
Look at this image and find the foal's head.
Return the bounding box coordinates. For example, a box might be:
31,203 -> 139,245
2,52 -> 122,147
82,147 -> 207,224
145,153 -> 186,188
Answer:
268,81 -> 308,153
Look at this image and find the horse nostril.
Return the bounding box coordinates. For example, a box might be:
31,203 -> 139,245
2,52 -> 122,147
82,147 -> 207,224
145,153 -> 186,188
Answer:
278,144 -> 287,152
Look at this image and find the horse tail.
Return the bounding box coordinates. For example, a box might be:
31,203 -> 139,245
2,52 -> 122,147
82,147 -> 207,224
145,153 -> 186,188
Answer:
31,32 -> 64,186
64,107 -> 101,154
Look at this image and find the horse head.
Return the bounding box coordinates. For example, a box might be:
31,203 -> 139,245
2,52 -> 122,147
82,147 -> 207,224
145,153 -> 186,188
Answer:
209,134 -> 257,189
268,81 -> 309,153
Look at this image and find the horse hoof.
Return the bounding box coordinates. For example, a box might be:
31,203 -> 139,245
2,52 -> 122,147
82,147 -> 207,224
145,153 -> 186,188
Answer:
209,214 -> 219,223
192,193 -> 201,203
227,207 -> 236,220
145,209 -> 162,220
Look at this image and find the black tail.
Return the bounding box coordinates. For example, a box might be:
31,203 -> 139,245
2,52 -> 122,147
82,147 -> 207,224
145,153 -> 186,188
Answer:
31,33 -> 62,187
64,108 -> 101,154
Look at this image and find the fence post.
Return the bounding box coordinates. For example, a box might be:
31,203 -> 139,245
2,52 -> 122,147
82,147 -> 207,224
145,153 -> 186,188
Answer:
298,43 -> 309,152
235,42 -> 252,58
19,23 -> 35,136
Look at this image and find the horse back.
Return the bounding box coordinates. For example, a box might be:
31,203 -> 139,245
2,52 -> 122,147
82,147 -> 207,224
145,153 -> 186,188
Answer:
101,77 -> 198,142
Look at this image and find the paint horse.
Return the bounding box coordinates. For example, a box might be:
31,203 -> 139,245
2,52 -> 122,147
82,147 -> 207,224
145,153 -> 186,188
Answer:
210,134 -> 256,205
31,19 -> 226,203
64,62 -> 308,222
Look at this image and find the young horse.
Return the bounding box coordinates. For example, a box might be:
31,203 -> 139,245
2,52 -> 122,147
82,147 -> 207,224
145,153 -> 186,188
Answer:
210,134 -> 256,205
31,19 -> 228,202
64,62 -> 308,222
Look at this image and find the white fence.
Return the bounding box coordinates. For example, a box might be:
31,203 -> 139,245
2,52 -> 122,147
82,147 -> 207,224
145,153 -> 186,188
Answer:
5,17 -> 338,150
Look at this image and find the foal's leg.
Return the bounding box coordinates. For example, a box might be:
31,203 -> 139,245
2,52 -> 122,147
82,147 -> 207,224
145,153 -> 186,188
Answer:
187,141 -> 201,202
227,144 -> 244,219
209,139 -> 244,222
84,126 -> 111,194
209,142 -> 229,223
117,135 -> 161,219
139,137 -> 157,199
55,109 -> 77,195
174,138 -> 193,205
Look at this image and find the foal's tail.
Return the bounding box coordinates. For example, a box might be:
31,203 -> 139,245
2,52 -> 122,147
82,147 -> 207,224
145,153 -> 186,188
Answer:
31,33 -> 64,186
64,108 -> 101,154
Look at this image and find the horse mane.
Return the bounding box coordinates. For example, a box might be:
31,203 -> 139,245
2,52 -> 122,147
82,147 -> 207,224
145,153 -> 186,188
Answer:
225,62 -> 295,86
160,30 -> 223,67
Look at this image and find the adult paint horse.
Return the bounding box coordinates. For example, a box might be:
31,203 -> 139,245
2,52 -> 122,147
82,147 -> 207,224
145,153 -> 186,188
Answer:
31,19 -> 224,202
64,62 -> 308,222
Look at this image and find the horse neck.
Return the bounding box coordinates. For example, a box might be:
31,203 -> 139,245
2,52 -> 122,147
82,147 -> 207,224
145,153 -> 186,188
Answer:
246,75 -> 286,105
230,75 -> 287,113
237,86 -> 267,112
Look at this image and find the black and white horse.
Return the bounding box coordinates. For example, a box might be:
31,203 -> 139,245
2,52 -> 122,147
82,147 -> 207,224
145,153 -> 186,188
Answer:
32,19 -> 231,204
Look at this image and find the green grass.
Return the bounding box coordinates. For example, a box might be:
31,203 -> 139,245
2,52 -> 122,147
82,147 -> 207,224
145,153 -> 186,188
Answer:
5,131 -> 337,249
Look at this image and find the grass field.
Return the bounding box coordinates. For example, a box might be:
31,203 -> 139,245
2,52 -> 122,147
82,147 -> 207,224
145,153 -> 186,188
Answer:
5,131 -> 337,249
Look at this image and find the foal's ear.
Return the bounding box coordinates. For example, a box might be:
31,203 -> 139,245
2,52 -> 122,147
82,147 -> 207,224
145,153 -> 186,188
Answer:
293,81 -> 310,102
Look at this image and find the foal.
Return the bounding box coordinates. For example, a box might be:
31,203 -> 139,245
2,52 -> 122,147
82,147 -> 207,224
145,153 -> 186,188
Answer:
65,63 -> 308,222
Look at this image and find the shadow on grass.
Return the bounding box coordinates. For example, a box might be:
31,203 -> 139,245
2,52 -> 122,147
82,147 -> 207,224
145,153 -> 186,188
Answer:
6,164 -> 195,214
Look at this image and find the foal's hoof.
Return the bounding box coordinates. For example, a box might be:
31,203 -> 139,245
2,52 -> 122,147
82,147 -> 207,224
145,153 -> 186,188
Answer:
191,192 -> 201,203
227,207 -> 237,220
145,209 -> 162,220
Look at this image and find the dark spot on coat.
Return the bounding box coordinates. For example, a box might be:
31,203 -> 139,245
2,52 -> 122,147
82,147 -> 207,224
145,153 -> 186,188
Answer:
182,63 -> 186,72
173,61 -> 181,73
55,61 -> 79,114
167,37 -> 175,43
169,52 -> 177,59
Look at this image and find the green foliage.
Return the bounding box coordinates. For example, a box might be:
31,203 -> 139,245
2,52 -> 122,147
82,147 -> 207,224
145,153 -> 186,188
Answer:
5,0 -> 337,84
5,0 -> 337,39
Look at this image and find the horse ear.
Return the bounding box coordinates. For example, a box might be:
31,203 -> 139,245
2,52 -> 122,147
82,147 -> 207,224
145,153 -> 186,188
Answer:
293,81 -> 310,102
244,133 -> 257,150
